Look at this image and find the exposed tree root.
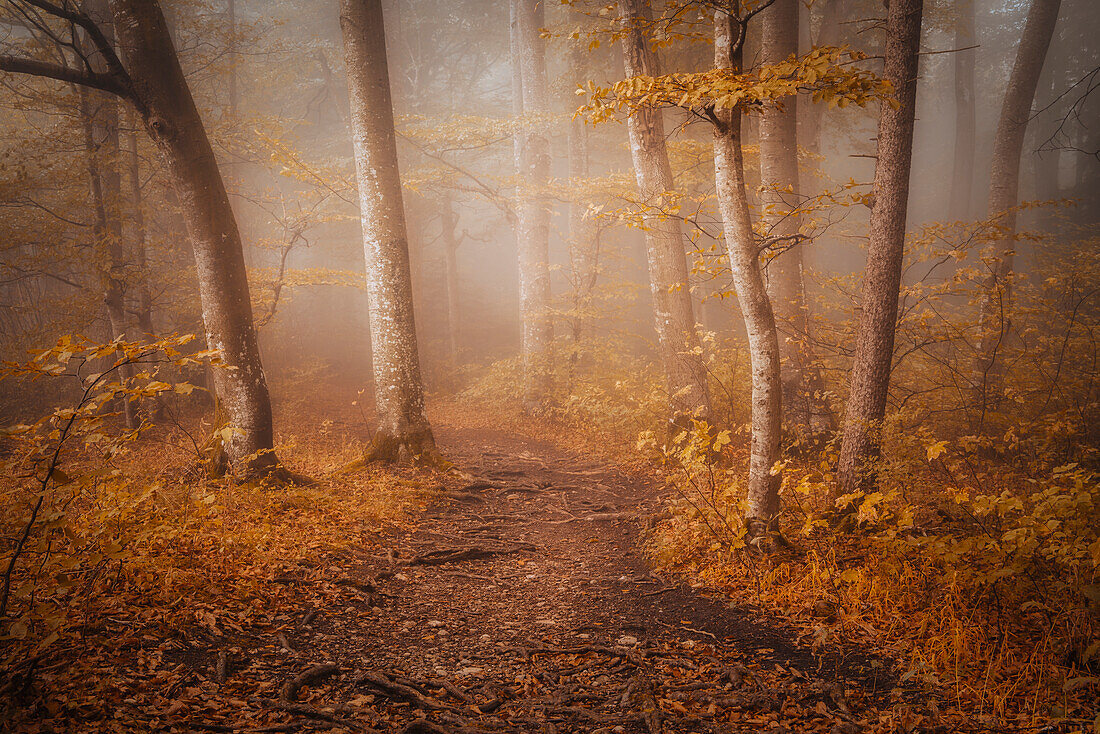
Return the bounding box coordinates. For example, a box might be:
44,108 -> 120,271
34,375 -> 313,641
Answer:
280,663 -> 340,703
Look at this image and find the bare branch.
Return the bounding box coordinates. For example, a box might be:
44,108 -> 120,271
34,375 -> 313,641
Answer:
0,54 -> 127,96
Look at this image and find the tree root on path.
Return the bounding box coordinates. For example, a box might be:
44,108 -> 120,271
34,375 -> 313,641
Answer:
279,663 -> 340,703
409,543 -> 536,567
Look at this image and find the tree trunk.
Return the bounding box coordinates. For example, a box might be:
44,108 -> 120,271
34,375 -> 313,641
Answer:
227,0 -> 238,119
835,0 -> 923,497
619,0 -> 712,430
340,0 -> 437,463
712,8 -> 783,538
759,0 -> 831,438
974,0 -> 1061,426
126,111 -> 155,335
798,0 -> 845,158
948,0 -> 976,221
110,0 -> 278,477
80,0 -> 135,430
512,0 -> 553,411
567,40 -> 598,390
440,195 -> 461,364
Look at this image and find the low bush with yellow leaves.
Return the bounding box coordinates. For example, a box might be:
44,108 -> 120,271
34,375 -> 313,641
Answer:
644,413 -> 1099,725
0,335 -> 435,729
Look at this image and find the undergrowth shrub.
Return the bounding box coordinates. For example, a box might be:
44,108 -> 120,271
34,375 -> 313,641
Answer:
645,417 -> 1100,724
0,335 -> 434,728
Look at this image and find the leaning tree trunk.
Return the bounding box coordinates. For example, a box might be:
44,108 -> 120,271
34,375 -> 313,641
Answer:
619,0 -> 712,430
712,8 -> 784,540
835,0 -> 924,497
759,0 -> 831,438
340,0 -> 437,462
512,0 -> 553,411
948,0 -> 976,221
110,0 -> 278,477
974,0 -> 1061,427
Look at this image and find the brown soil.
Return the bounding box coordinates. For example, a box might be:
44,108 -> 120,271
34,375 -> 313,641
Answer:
147,421 -> 916,733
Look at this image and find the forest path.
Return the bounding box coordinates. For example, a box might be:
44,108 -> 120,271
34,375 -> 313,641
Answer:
240,424 -> 897,733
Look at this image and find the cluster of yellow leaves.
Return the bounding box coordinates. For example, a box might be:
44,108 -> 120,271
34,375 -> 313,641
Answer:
579,46 -> 892,124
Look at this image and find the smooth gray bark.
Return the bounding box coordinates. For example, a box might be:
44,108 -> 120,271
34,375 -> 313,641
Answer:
512,0 -> 553,411
340,0 -> 436,462
713,8 -> 784,535
619,0 -> 712,429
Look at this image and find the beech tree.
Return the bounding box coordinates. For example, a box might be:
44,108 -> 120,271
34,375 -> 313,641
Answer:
974,0 -> 1062,423
618,0 -> 712,430
76,0 -> 134,429
836,0 -> 924,497
0,0 -> 281,478
711,3 -> 784,538
340,0 -> 437,462
758,0 -> 831,438
440,195 -> 462,364
511,0 -> 553,411
949,0 -> 977,221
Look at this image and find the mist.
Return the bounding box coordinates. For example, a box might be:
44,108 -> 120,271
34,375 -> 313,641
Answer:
1,0 -> 1098,731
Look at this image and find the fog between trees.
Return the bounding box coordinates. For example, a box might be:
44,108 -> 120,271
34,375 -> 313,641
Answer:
0,0 -> 1098,729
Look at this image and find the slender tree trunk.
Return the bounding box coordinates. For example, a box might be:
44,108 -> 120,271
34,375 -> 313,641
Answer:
340,0 -> 437,462
440,195 -> 461,364
798,0 -> 845,158
974,0 -> 1061,425
835,0 -> 924,497
619,0 -> 712,429
567,41 -> 598,390
949,0 -> 976,221
126,111 -> 154,335
110,0 -> 279,477
759,0 -> 831,438
80,0 -> 135,430
512,0 -> 553,411
227,0 -> 238,119
712,8 -> 783,538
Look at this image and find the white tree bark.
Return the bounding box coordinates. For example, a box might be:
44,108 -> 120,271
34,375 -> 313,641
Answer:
341,0 -> 437,462
619,0 -> 712,430
712,8 -> 783,535
511,0 -> 553,411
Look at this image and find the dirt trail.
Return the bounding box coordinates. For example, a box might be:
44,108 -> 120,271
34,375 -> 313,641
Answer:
189,424 -> 900,733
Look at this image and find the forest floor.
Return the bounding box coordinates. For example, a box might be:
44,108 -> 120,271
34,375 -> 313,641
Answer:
142,415 -> 927,734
